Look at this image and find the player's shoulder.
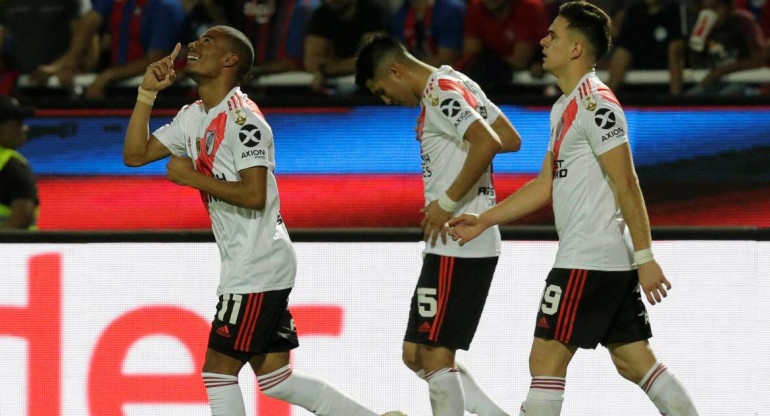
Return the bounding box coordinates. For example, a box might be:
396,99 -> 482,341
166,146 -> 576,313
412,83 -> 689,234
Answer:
433,67 -> 471,93
577,76 -> 624,117
428,66 -> 484,107
225,92 -> 270,127
173,100 -> 205,122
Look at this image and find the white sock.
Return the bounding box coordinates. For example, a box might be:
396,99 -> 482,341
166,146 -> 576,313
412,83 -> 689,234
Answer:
455,361 -> 509,415
639,362 -> 700,416
518,376 -> 564,416
258,364 -> 377,416
426,367 -> 465,416
203,372 -> 246,416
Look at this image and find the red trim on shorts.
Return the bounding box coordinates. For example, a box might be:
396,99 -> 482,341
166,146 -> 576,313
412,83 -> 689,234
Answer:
555,269 -> 587,343
554,269 -> 575,339
564,269 -> 587,343
430,256 -> 454,342
235,293 -> 264,351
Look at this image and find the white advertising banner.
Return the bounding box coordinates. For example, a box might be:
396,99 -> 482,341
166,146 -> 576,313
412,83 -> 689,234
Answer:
1,241 -> 768,415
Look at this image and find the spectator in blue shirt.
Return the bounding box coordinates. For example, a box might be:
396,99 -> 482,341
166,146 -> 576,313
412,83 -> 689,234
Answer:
33,0 -> 185,99
213,0 -> 320,78
391,0 -> 465,67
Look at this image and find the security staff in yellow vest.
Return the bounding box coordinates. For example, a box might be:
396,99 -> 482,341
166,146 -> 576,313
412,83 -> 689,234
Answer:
0,97 -> 37,230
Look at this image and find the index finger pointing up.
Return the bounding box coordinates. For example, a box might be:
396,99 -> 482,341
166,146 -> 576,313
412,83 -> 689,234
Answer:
169,43 -> 181,61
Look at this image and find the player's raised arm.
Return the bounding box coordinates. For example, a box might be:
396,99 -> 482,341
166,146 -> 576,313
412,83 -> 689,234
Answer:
123,43 -> 181,167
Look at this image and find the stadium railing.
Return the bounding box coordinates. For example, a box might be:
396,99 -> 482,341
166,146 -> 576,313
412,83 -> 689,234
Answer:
16,68 -> 770,91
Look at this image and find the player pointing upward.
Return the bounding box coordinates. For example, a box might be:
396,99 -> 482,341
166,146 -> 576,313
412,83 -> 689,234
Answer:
123,26 -> 404,416
449,3 -> 700,415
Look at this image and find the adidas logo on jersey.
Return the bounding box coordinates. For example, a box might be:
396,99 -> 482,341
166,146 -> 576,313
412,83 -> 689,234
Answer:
216,325 -> 231,338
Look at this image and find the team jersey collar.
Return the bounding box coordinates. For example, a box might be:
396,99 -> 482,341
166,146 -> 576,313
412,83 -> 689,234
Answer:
202,86 -> 243,113
422,65 -> 452,102
563,70 -> 597,100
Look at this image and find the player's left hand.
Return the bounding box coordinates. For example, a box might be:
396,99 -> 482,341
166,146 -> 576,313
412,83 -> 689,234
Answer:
637,260 -> 671,305
166,155 -> 195,186
421,200 -> 453,247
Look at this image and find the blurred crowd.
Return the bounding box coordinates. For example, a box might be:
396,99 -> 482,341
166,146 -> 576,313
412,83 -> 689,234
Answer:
0,0 -> 767,99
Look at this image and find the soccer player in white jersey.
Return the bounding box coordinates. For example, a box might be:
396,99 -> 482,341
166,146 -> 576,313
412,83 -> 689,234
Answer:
449,3 -> 700,416
122,26 -> 405,416
356,35 -> 522,416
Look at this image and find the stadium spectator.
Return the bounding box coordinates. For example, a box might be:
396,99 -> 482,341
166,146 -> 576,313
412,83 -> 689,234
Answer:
607,0 -> 690,94
0,97 -> 37,230
32,0 -> 185,100
180,0 -> 222,44
0,0 -> 92,95
390,0 -> 466,67
204,0 -> 320,78
459,0 -> 548,89
686,0 -> 766,95
305,0 -> 390,92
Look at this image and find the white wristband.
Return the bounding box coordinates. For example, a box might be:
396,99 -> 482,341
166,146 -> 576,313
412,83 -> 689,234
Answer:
137,87 -> 158,106
437,193 -> 459,213
634,248 -> 654,265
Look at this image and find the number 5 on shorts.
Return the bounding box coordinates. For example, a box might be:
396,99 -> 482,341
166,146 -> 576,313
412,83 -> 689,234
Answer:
540,284 -> 562,315
417,287 -> 438,318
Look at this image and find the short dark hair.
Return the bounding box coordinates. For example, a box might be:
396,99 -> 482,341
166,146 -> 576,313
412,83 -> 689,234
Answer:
558,1 -> 612,60
214,26 -> 255,84
355,34 -> 409,88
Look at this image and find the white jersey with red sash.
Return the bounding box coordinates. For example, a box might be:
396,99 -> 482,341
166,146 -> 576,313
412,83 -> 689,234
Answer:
417,65 -> 502,258
548,71 -> 635,271
154,86 -> 296,294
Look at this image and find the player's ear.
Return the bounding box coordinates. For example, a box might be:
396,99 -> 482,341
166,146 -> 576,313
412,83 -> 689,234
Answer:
570,40 -> 583,60
385,63 -> 400,79
385,62 -> 398,77
223,53 -> 240,69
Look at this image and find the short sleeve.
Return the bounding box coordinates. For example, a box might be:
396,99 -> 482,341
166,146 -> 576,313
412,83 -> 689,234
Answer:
229,113 -> 272,173
152,107 -> 189,156
583,100 -> 629,156
2,158 -> 37,201
483,101 -> 501,127
432,78 -> 485,140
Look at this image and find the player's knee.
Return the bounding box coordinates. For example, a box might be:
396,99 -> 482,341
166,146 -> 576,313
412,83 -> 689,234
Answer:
528,339 -> 572,377
610,354 -> 644,383
401,344 -> 422,372
402,351 -> 421,372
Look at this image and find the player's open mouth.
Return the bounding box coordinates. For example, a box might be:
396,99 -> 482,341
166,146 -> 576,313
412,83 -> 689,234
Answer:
187,55 -> 200,61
